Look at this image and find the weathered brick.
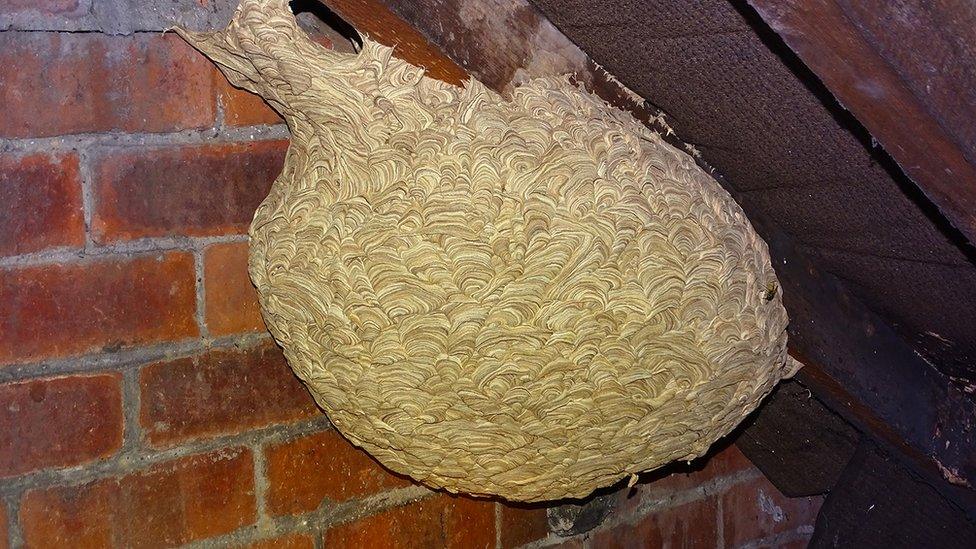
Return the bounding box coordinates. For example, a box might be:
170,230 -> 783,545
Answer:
92,141 -> 287,242
91,0 -> 237,35
244,533 -> 314,549
322,494 -> 495,549
592,497 -> 719,549
0,500 -> 8,549
204,241 -> 267,335
0,152 -> 84,257
713,443 -> 758,475
0,374 -> 122,478
2,0 -> 84,13
0,33 -> 215,138
721,476 -> 823,547
1,0 -> 237,33
0,0 -> 88,20
218,78 -> 284,127
20,448 -> 255,548
0,252 -> 198,365
662,443 -> 754,491
619,443 -> 754,514
140,342 -> 317,447
500,503 -> 549,549
265,430 -> 412,516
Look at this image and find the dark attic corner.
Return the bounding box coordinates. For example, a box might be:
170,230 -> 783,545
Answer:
0,0 -> 974,548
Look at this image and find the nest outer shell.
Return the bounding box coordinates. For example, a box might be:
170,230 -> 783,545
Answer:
178,0 -> 798,502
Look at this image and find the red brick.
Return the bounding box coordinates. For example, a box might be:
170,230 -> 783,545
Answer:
140,342 -> 317,447
500,503 -> 549,548
243,533 -> 314,549
0,152 -> 84,257
265,430 -> 412,516
0,0 -> 86,17
592,497 -> 718,549
0,501 -> 8,549
709,442 -> 758,476
0,374 -> 122,478
20,448 -> 255,548
721,476 -> 823,547
0,252 -> 198,365
204,242 -> 267,335
218,77 -> 284,127
619,443 -> 755,514
92,141 -> 287,243
0,33 -> 215,138
323,494 -> 495,549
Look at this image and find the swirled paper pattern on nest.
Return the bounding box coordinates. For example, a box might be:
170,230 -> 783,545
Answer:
178,0 -> 799,502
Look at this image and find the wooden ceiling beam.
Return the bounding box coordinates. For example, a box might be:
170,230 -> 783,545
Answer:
746,0 -> 976,247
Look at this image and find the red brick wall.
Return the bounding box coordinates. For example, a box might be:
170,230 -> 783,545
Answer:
0,2 -> 821,547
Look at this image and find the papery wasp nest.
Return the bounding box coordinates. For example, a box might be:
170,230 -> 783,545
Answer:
178,0 -> 798,502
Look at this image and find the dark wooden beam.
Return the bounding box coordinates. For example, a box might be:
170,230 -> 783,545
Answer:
735,380 -> 860,497
811,439 -> 976,548
315,0 -> 976,507
746,0 -> 976,247
320,0 -> 666,129
316,0 -> 468,85
755,215 -> 976,510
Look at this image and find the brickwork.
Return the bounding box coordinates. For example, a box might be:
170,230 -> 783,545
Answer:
505,444 -> 821,549
0,1 -> 821,547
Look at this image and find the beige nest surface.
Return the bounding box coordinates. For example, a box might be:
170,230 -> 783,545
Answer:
180,0 -> 797,502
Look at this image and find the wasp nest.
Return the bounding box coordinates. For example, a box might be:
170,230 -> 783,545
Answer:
179,0 -> 798,502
